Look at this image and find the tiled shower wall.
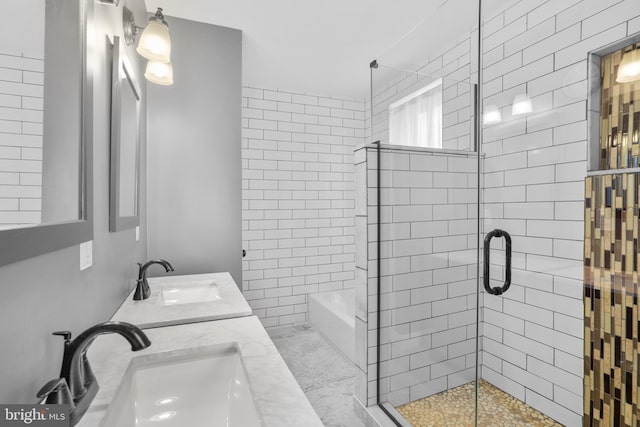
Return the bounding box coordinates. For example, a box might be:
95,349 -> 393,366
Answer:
355,146 -> 478,407
241,86 -> 365,327
479,0 -> 640,425
0,51 -> 43,229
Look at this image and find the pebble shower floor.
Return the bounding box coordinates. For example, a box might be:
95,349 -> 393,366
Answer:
397,380 -> 562,427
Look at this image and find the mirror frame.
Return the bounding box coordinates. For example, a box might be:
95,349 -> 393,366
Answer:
0,0 -> 93,267
109,36 -> 140,232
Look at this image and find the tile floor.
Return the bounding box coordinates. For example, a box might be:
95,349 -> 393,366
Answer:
268,324 -> 366,427
397,379 -> 562,427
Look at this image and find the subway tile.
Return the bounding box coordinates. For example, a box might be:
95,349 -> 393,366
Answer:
505,17 -> 556,58
556,0 -> 620,30
551,385 -> 582,419
0,210 -> 40,224
580,0 -> 639,39
503,55 -> 554,89
525,322 -> 582,356
554,24 -> 627,69
484,337 -> 527,369
505,165 -> 554,186
527,141 -> 586,167
503,361 -> 553,398
291,94 -> 318,106
503,298 -> 553,328
527,218 -> 582,240
484,16 -> 527,53
263,89 -> 291,102
523,24 -> 581,65
553,311 -> 582,340
503,202 -> 554,219
526,181 -> 583,202
502,330 -> 554,364
0,55 -> 43,72
502,129 -> 553,154
527,356 -> 582,396
484,52 -> 523,83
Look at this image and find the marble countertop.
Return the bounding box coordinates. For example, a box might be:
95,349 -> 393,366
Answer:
111,272 -> 252,328
77,315 -> 323,427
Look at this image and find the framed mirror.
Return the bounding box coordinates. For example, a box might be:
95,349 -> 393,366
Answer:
0,0 -> 93,267
110,36 -> 140,232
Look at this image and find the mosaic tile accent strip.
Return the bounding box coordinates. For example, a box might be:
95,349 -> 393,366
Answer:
584,174 -> 640,426
396,380 -> 561,427
599,43 -> 640,170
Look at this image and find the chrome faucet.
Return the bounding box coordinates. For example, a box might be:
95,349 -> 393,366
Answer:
134,259 -> 174,300
38,321 -> 151,426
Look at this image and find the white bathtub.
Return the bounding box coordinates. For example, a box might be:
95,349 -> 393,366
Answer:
308,289 -> 355,362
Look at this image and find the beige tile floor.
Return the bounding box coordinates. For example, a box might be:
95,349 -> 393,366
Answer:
397,380 -> 562,427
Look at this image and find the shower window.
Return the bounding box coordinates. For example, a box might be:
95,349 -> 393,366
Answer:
388,78 -> 442,148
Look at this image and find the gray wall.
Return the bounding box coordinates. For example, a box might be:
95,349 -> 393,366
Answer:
0,0 -> 148,403
147,18 -> 242,284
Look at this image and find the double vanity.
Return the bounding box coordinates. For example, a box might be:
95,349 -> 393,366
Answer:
74,272 -> 323,427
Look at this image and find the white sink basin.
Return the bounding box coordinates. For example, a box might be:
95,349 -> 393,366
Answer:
159,281 -> 221,306
102,344 -> 262,427
112,273 -> 253,328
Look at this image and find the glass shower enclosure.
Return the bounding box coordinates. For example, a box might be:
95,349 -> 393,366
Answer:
352,0 -> 623,425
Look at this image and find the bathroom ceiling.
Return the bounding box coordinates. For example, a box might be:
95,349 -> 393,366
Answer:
144,0 -> 505,99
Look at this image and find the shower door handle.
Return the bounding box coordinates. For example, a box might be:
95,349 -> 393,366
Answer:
483,229 -> 511,296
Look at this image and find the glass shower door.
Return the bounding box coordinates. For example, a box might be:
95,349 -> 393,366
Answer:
368,62 -> 481,426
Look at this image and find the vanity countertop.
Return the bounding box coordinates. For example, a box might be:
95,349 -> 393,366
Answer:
77,315 -> 323,427
111,272 -> 252,328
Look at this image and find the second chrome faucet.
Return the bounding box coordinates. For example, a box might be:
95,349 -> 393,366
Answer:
133,259 -> 174,300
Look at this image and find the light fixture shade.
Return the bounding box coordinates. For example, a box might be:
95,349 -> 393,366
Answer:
136,19 -> 171,63
145,61 -> 173,85
512,94 -> 533,115
483,105 -> 501,125
617,49 -> 640,83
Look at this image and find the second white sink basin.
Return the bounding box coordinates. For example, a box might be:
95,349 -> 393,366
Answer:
160,281 -> 221,306
102,343 -> 261,427
112,273 -> 253,328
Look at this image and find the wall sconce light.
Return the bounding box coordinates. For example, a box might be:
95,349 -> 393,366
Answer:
483,105 -> 502,125
617,47 -> 640,83
512,94 -> 533,116
123,6 -> 173,85
145,61 -> 174,86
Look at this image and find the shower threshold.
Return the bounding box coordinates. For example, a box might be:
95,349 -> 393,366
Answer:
396,379 -> 561,427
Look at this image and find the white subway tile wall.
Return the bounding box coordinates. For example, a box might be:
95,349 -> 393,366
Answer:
354,146 -> 480,409
365,147 -> 479,407
241,86 -> 365,327
0,52 -> 43,229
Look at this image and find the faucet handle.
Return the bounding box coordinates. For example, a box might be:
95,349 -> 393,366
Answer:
53,331 -> 72,342
37,378 -> 74,407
